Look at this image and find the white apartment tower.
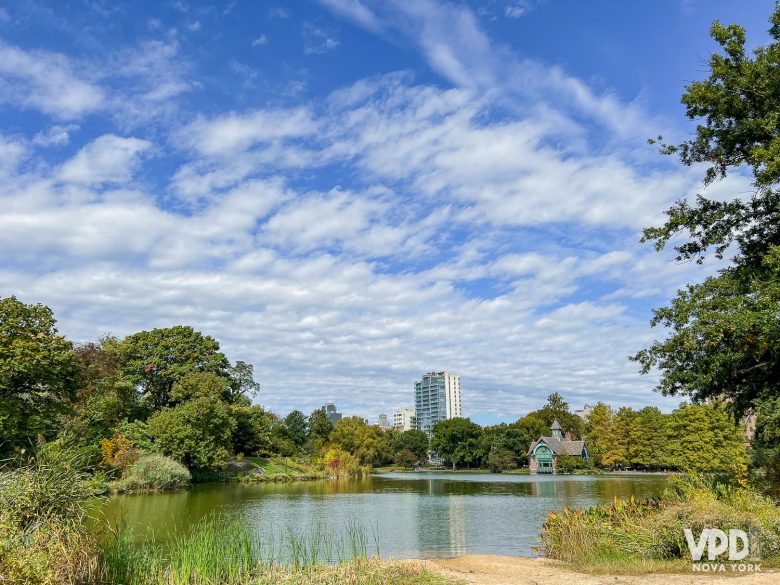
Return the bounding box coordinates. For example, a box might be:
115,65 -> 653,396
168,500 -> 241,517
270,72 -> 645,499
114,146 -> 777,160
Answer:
393,407 -> 417,431
414,371 -> 461,434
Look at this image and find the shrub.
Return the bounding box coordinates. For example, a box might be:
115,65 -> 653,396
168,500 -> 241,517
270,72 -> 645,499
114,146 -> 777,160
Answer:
100,431 -> 139,470
323,447 -> 369,478
555,455 -> 590,474
539,473 -> 780,564
110,454 -> 190,493
395,448 -> 418,469
0,443 -> 100,584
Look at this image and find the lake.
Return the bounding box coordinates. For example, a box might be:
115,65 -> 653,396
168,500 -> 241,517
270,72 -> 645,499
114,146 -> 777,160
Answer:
99,472 -> 667,559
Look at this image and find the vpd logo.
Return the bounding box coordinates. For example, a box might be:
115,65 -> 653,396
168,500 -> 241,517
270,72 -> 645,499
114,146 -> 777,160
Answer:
684,528 -> 761,573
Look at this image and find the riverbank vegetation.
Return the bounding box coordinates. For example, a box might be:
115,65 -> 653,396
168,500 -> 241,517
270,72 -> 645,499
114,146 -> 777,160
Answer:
0,446 -> 455,585
540,473 -> 780,568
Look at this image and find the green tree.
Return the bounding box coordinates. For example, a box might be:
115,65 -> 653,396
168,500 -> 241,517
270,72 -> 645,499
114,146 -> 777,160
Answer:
487,445 -> 516,472
147,397 -> 235,470
632,406 -> 668,469
752,396 -> 780,494
283,410 -> 308,450
113,326 -> 230,408
64,341 -> 144,442
584,403 -> 614,467
430,417 -> 483,469
634,249 -> 780,418
231,404 -> 272,456
307,408 -> 334,453
512,412 -> 549,464
0,296 -> 81,452
170,371 -> 229,404
664,402 -> 748,473
328,417 -> 390,466
226,361 -> 260,404
601,407 -> 635,469
394,429 -> 429,461
634,5 -> 780,418
534,393 -> 584,439
478,423 -> 527,468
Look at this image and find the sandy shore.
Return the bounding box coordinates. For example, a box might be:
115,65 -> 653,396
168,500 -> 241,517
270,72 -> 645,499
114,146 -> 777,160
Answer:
413,555 -> 777,584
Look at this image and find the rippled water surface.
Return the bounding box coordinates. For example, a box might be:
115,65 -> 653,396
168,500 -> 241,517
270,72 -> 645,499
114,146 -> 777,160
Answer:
100,472 -> 667,558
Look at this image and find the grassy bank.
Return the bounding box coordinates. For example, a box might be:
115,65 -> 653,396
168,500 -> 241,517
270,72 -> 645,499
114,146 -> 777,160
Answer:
93,515 -> 456,585
188,456 -> 328,484
539,473 -> 780,569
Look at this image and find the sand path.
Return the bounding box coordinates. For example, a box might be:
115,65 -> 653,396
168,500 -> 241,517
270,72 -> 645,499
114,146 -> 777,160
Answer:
415,555 -> 776,585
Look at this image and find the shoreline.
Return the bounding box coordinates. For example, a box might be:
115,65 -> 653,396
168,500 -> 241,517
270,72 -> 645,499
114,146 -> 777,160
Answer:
412,555 -> 778,584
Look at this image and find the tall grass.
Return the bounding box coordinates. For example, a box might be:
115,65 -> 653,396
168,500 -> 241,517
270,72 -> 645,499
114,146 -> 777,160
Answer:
94,514 -> 387,584
539,473 -> 780,566
0,441 -> 105,585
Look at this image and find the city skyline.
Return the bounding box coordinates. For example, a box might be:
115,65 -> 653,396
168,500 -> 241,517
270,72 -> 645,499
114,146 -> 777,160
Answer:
0,1 -> 772,426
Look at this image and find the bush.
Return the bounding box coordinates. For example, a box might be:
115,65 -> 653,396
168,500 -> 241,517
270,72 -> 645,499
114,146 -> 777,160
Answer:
556,455 -> 590,474
395,448 -> 418,469
110,454 -> 190,493
0,443 -> 100,584
100,431 -> 139,470
539,473 -> 780,564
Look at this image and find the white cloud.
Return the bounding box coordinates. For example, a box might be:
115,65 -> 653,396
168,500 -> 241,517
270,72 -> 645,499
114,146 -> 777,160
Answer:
317,0 -> 382,32
302,24 -> 340,55
504,1 -> 531,18
0,1 -> 713,421
58,135 -> 152,185
33,125 -> 79,147
252,34 -> 269,47
0,42 -> 104,119
179,107 -> 317,157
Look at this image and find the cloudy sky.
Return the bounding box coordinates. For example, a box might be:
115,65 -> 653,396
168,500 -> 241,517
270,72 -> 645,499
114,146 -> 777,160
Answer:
0,0 -> 772,424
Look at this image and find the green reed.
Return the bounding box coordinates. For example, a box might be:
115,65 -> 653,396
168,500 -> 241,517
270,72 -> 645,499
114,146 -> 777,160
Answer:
93,513 -> 386,584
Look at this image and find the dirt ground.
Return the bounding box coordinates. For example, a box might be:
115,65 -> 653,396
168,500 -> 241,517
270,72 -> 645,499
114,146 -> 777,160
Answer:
414,555 -> 777,585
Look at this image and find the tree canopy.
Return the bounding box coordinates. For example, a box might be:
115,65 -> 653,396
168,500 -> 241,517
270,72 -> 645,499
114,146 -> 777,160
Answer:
0,296 -> 80,451
112,326 -> 230,408
634,5 -> 780,418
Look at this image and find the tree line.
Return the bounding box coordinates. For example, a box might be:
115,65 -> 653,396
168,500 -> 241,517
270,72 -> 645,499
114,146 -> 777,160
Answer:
0,299 -> 752,481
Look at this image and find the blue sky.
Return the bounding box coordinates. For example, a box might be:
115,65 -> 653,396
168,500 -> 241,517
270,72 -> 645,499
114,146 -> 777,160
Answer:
0,0 -> 773,425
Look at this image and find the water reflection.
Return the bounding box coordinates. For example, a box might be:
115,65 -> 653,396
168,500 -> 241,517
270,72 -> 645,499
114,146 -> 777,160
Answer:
99,472 -> 666,558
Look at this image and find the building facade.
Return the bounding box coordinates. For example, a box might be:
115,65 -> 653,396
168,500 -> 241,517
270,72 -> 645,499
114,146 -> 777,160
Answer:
393,407 -> 417,431
376,413 -> 390,431
321,402 -> 342,426
574,404 -> 594,419
528,420 -> 588,474
414,371 -> 461,434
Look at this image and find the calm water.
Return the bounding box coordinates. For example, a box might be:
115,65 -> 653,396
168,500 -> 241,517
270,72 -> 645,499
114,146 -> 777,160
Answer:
99,472 -> 666,558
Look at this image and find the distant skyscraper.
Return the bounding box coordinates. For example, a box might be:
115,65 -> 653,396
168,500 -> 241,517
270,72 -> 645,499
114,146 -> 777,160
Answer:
393,407 -> 417,431
321,402 -> 342,426
376,413 -> 390,430
574,404 -> 594,419
414,371 -> 461,433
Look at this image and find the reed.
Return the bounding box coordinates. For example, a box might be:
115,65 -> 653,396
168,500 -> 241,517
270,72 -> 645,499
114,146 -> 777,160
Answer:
93,514 -> 404,585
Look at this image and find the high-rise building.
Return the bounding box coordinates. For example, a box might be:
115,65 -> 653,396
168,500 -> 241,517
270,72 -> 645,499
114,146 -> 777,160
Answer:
574,404 -> 594,419
321,402 -> 342,426
376,413 -> 390,431
393,407 -> 417,431
414,371 -> 461,433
